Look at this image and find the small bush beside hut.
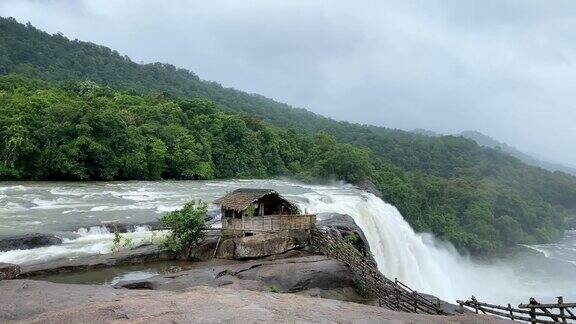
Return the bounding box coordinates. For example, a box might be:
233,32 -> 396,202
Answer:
161,201 -> 207,253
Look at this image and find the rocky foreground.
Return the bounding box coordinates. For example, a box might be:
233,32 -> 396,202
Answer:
0,280 -> 509,323
0,254 -> 512,323
0,213 -> 512,323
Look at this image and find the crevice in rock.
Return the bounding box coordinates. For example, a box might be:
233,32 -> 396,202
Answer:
216,263 -> 266,278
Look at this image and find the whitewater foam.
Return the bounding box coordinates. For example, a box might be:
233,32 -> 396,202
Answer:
156,205 -> 182,213
0,226 -> 167,266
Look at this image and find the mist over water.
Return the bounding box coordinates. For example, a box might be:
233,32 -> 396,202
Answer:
1,180 -> 574,305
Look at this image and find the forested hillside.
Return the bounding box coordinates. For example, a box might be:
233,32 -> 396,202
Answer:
1,17 -> 576,254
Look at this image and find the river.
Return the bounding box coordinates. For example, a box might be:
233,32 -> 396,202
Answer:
1,180 -> 575,305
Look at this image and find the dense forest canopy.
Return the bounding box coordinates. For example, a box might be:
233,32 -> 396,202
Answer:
1,17 -> 575,255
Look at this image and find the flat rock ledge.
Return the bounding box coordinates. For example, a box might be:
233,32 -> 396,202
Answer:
113,254 -> 366,302
0,280 -> 510,323
19,245 -> 174,277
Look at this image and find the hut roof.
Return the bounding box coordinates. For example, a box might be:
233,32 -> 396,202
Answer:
214,188 -> 298,212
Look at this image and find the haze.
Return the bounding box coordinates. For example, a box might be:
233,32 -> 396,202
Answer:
2,0 -> 575,166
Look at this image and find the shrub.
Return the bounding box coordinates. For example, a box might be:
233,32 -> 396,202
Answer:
122,236 -> 134,249
161,201 -> 207,253
112,226 -> 122,253
269,285 -> 280,293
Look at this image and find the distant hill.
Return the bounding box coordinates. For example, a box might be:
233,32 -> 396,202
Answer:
458,131 -> 576,176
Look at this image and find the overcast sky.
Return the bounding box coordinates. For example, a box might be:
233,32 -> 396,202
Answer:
2,0 -> 576,166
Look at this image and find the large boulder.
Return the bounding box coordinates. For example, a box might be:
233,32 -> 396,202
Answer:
216,231 -> 308,260
0,234 -> 62,252
216,238 -> 236,259
317,213 -> 371,256
234,233 -> 299,259
184,236 -> 219,261
0,263 -> 21,280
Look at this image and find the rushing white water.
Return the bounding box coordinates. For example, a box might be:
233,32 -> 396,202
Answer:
0,226 -> 168,266
1,180 -> 575,305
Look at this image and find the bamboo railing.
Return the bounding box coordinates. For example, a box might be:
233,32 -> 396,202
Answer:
222,214 -> 316,232
457,296 -> 576,323
310,227 -> 448,315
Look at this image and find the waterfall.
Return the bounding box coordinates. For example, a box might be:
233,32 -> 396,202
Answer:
297,185 -> 576,304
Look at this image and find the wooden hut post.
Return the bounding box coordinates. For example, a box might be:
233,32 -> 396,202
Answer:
260,202 -> 264,230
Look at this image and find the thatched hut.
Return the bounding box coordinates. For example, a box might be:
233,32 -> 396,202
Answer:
214,188 -> 315,234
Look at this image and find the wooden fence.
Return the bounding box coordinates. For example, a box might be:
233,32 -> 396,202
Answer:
310,227 -> 448,315
457,296 -> 576,323
222,214 -> 316,232
309,227 -> 574,321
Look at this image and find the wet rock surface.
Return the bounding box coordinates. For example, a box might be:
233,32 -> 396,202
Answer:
0,233 -> 63,252
20,245 -> 173,277
0,280 -> 511,323
0,263 -> 20,280
356,179 -> 383,198
97,221 -> 162,233
317,212 -> 371,255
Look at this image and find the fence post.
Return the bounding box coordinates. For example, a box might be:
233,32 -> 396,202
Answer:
471,296 -> 478,314
529,298 -> 536,324
507,303 -> 513,321
558,296 -> 567,324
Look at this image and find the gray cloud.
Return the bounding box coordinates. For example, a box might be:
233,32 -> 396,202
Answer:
1,0 -> 576,166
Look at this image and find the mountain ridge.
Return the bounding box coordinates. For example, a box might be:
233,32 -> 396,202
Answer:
458,130 -> 576,176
